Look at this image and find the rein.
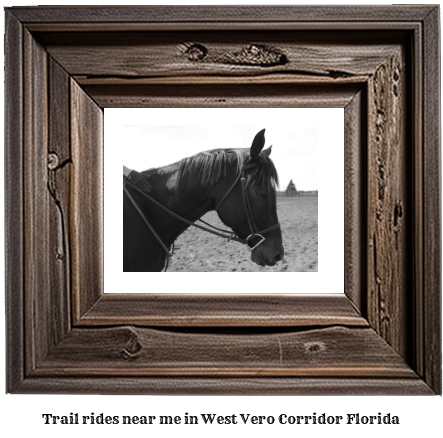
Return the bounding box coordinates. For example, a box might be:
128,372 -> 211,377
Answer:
123,162 -> 280,269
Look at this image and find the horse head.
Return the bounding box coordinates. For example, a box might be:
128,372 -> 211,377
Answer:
215,129 -> 285,267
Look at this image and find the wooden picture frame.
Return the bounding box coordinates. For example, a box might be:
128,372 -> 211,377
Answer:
5,5 -> 441,394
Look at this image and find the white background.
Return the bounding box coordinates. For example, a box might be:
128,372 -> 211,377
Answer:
1,1 -> 442,437
116,112 -> 321,192
105,108 -> 343,291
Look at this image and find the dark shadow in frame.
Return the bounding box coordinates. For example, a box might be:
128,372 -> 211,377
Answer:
4,5 -> 441,394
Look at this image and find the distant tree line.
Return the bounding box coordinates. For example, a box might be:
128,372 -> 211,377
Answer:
275,179 -> 318,197
285,179 -> 297,196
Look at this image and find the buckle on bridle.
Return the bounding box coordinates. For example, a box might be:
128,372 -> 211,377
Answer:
246,234 -> 265,251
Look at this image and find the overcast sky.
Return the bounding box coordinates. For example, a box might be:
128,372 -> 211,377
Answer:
105,108 -> 339,192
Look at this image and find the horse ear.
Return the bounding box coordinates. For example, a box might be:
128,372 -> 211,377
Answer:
249,129 -> 266,161
261,145 -> 272,158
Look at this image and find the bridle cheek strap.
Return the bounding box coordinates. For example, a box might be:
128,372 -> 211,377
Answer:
216,163 -> 280,251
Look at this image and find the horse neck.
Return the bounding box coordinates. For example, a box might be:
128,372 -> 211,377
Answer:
143,168 -> 214,244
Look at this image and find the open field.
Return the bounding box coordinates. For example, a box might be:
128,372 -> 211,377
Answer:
168,197 -> 318,272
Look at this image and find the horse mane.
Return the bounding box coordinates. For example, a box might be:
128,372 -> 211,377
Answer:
175,148 -> 279,193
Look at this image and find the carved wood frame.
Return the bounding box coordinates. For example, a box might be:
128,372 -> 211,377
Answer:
5,6 -> 441,394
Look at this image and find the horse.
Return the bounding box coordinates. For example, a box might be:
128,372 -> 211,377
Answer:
123,129 -> 284,272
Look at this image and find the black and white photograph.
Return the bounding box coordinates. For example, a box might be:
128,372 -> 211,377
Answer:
105,108 -> 343,292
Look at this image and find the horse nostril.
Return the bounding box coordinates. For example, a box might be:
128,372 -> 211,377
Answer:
275,252 -> 284,263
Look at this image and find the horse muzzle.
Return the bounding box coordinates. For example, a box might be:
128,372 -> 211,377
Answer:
251,241 -> 284,267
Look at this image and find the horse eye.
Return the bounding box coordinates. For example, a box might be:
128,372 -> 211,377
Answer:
256,189 -> 268,198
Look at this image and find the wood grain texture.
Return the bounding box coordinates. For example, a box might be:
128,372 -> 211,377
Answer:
79,294 -> 367,327
23,29 -> 50,371
4,5 -> 441,394
366,51 -> 409,357
37,326 -> 414,378
43,33 -> 399,80
4,10 -> 25,393
422,6 -> 441,394
70,80 -> 104,321
44,36 -> 398,79
344,90 -> 366,313
411,21 -> 425,381
48,58 -> 72,344
83,83 -> 360,108
8,5 -> 437,24
12,376 -> 434,396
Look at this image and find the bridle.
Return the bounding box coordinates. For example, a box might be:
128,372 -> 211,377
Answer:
123,162 -> 280,268
214,162 -> 280,250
